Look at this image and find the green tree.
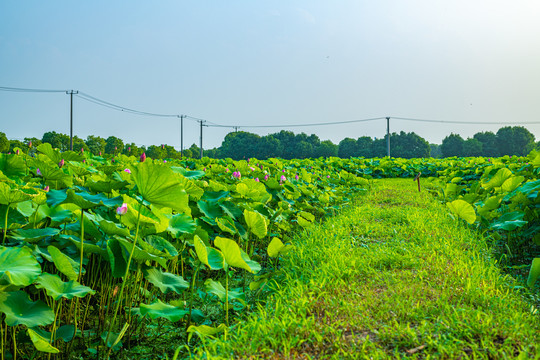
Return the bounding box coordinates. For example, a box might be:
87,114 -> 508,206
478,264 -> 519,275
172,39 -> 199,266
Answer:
24,137 -> 42,148
42,131 -> 70,151
0,132 -> 10,153
220,132 -> 262,160
146,145 -> 166,159
430,144 -> 442,158
338,138 -> 358,158
357,136 -> 373,158
8,139 -> 25,153
391,131 -> 430,158
463,138 -> 483,157
496,126 -> 535,156
441,133 -> 465,157
314,140 -> 338,158
473,131 -> 498,157
86,135 -> 106,155
105,136 -> 124,155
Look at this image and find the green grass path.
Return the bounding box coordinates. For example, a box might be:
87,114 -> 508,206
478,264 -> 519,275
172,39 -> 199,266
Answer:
193,179 -> 540,359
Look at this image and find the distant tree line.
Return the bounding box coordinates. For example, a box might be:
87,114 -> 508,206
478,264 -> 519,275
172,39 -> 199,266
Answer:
0,125 -> 536,159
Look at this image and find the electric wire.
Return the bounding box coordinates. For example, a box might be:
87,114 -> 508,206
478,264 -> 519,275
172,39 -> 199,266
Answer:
0,86 -> 68,93
392,116 -> 540,125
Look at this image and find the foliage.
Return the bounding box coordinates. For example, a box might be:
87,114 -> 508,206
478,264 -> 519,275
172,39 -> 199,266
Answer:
0,132 -> 9,153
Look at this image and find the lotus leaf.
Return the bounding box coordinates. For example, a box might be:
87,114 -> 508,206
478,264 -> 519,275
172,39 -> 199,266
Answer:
0,291 -> 54,327
35,273 -> 95,300
0,245 -> 41,286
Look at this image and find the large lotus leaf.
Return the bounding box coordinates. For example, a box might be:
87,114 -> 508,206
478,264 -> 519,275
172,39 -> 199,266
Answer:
66,162 -> 92,177
0,245 -> 41,286
514,179 -> 540,195
490,211 -> 527,231
167,213 -> 197,237
204,278 -> 245,304
267,237 -> 294,258
47,205 -> 73,224
482,168 -> 512,191
243,210 -> 267,239
60,234 -> 108,258
297,211 -> 315,228
526,258 -> 540,287
10,228 -> 61,244
131,161 -> 189,212
120,201 -> 162,230
27,328 -> 60,354
194,235 -> 224,270
219,201 -> 243,220
201,191 -> 229,203
107,238 -> 127,278
236,179 -> 270,202
477,195 -> 504,217
60,189 -> 123,210
17,200 -> 37,217
170,167 -> 206,180
29,325 -> 75,344
0,154 -> 26,177
216,217 -> 237,236
187,324 -> 227,341
98,219 -> 130,237
139,299 -> 188,322
35,273 -> 95,300
446,199 -> 476,225
0,291 -> 54,327
214,236 -> 259,273
176,176 -> 204,200
0,182 -> 33,205
198,201 -> 223,219
36,143 -> 61,163
85,177 -> 126,193
501,176 -> 525,193
145,235 -> 179,257
115,237 -> 167,268
143,267 -> 189,294
47,246 -> 79,281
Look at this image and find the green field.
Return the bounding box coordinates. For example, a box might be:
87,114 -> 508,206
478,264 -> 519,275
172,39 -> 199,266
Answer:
0,144 -> 539,359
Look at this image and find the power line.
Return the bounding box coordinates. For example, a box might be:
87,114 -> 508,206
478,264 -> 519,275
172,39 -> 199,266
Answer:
0,86 -> 68,93
392,116 -> 540,125
202,117 -> 387,129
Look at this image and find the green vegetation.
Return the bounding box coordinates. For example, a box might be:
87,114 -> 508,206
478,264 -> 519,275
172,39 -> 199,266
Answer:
194,179 -> 540,359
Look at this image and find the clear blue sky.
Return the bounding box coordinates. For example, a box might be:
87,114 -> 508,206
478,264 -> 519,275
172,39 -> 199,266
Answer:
2,1 -> 540,149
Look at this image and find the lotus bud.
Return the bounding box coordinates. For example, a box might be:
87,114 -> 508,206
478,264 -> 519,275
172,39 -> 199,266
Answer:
140,152 -> 146,162
111,159 -> 115,163
225,168 -> 230,172
116,203 -> 128,215
264,174 -> 269,181
28,141 -> 32,147
36,168 -> 42,176
124,168 -> 131,174
115,146 -> 117,151
82,159 -> 86,163
58,159 -> 65,168
99,151 -> 102,156
327,175 -> 330,178
81,148 -> 84,153
281,175 -> 286,181
16,149 -> 20,155
162,144 -> 165,149
255,177 -> 259,182
295,174 -> 299,180
44,185 -> 50,192
282,169 -> 285,172
164,160 -> 167,163
204,168 -> 207,171
128,147 -> 131,152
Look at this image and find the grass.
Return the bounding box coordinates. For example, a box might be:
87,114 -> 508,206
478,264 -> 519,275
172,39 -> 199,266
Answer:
188,178 -> 540,359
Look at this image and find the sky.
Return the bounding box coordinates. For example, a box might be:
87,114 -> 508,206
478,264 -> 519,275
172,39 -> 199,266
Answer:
1,1 -> 540,150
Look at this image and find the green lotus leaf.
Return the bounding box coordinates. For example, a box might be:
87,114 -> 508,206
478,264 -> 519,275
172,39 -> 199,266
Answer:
243,210 -> 267,239
216,217 -> 237,236
214,236 -> 259,273
0,182 -> 33,205
267,237 -> 294,258
59,234 -> 108,258
501,176 -> 525,193
297,211 -> 315,228
35,273 -> 95,300
131,161 -> 189,211
107,238 -> 127,278
204,278 -> 245,304
143,267 -> 189,294
0,245 -> 41,286
145,235 -> 178,257
198,201 -> 223,219
27,328 -> 60,353
115,237 -> 167,268
49,189 -> 123,210
201,190 -> 229,202
170,167 -> 206,180
47,246 -> 80,281
490,211 -> 527,231
187,323 -> 227,341
194,235 -> 224,270
0,153 -> 26,177
526,258 -> 540,287
98,219 -> 130,237
446,199 -> 476,225
482,168 -> 512,191
139,299 -> 188,322
167,213 -> 197,237
0,291 -> 54,327
9,228 -> 60,244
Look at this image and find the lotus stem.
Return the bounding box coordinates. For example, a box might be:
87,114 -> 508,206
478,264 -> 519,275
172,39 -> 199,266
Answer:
225,265 -> 229,327
2,205 -> 9,245
186,264 -> 200,330
79,209 -> 85,282
105,202 -> 142,359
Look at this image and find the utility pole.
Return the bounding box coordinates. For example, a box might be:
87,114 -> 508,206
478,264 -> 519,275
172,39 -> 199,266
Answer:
180,115 -> 184,158
234,126 -> 238,133
67,90 -> 78,151
199,120 -> 204,159
386,117 -> 390,157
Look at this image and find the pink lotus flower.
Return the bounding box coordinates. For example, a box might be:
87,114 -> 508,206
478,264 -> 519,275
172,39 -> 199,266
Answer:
282,169 -> 285,173
255,177 -> 259,182
140,152 -> 146,162
82,159 -> 86,163
124,168 -> 131,174
225,168 -> 230,172
115,146 -> 117,151
164,160 -> 167,163
264,174 -> 269,181
295,174 -> 299,180
112,159 -> 115,163
233,171 -> 241,179
204,168 -> 207,171
58,159 -> 65,168
16,149 -> 20,155
44,185 -> 49,192
128,147 -> 131,152
99,151 -> 102,156
36,168 -> 42,176
281,175 -> 286,181
250,167 -> 255,171
116,203 -> 128,215
81,148 -> 84,153
327,175 -> 330,178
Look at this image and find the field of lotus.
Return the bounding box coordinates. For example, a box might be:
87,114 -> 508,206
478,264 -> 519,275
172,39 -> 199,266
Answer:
0,144 -> 370,359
